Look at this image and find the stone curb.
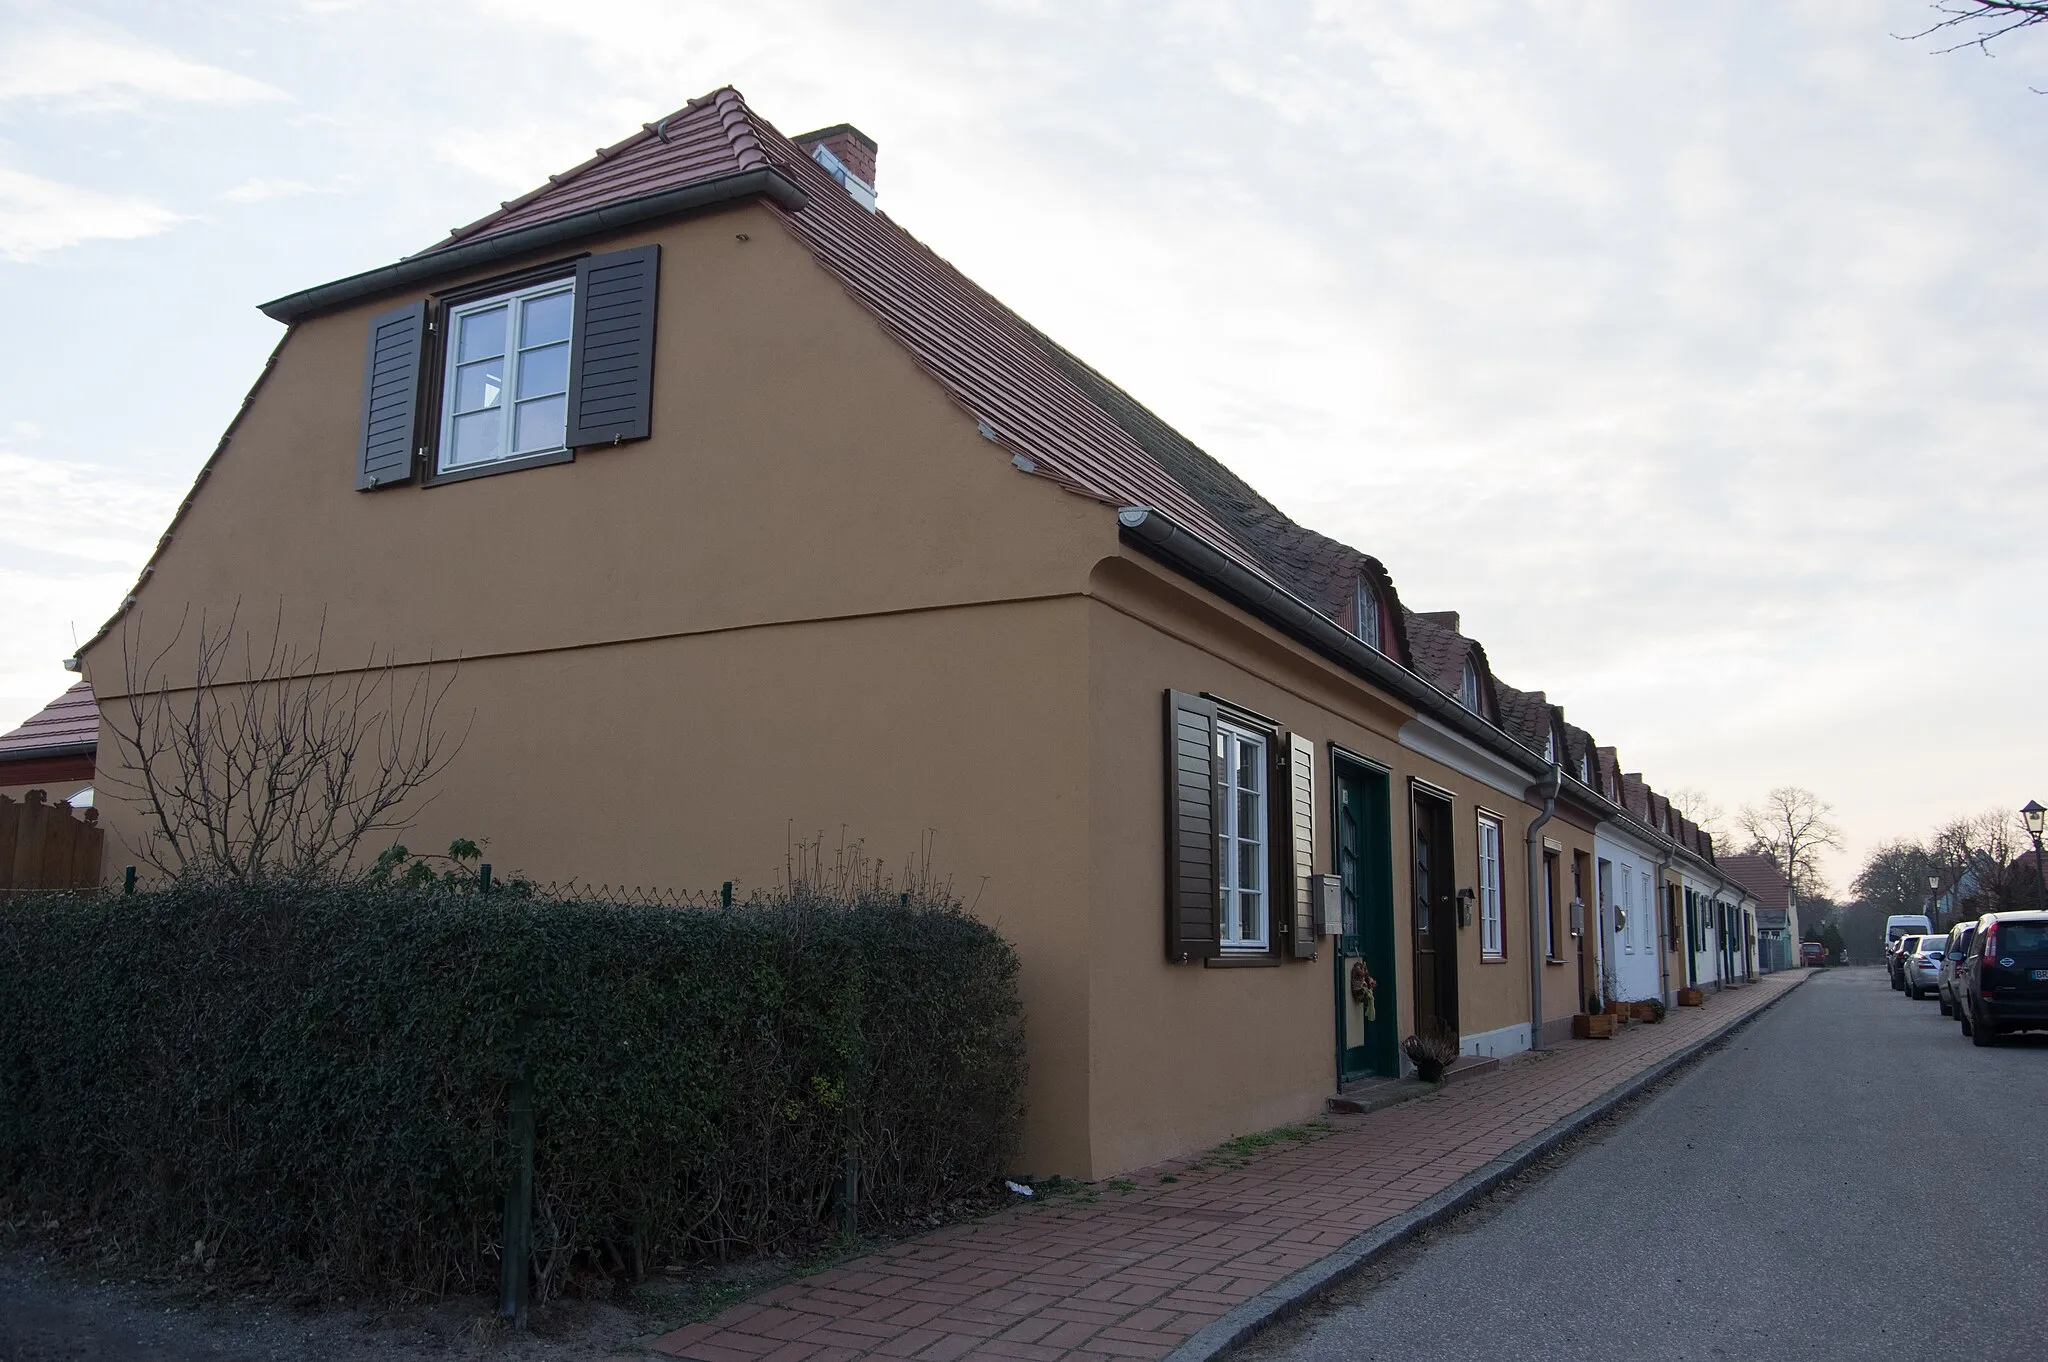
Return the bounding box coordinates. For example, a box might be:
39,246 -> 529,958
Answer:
1161,973 -> 1813,1362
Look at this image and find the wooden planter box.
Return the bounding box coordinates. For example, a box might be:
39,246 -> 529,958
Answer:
1677,987 -> 1705,1007
1604,1001 -> 1631,1018
1572,1013 -> 1616,1039
1629,1001 -> 1660,1023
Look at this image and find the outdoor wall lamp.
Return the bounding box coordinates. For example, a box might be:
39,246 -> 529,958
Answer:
1456,887 -> 1475,928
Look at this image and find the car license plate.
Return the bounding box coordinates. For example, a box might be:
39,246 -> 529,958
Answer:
2033,969 -> 2048,982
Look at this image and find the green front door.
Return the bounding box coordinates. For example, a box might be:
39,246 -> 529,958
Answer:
1334,756 -> 1398,1081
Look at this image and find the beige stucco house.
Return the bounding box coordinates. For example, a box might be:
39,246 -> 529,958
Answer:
76,88 -> 1738,1179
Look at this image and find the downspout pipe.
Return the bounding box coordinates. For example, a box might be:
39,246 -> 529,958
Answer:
1654,843 -> 1674,1006
1526,762 -> 1561,1049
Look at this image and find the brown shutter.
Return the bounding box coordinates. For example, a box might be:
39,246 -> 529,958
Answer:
1164,690 -> 1221,962
1289,733 -> 1316,958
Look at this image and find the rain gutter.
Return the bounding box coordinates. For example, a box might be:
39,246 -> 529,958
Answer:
1115,505 -> 1732,994
259,166 -> 810,323
1116,506 -> 1552,784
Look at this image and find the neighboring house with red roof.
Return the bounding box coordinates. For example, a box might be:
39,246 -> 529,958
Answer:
0,681 -> 96,807
1720,853 -> 1797,972
75,88 -> 1745,1178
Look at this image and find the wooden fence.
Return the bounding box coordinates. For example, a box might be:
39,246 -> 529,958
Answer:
0,790 -> 104,893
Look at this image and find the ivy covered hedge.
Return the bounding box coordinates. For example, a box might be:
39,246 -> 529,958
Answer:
0,878 -> 1025,1299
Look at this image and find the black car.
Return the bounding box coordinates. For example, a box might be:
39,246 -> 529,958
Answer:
1957,911 -> 2048,1046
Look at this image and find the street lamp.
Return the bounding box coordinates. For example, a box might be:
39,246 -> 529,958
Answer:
2023,800 -> 2048,913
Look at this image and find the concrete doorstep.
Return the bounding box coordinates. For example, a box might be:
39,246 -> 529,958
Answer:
654,972 -> 1810,1362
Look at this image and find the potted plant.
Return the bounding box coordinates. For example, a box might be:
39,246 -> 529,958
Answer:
1401,1020 -> 1460,1083
1573,989 -> 1615,1039
1677,986 -> 1705,1007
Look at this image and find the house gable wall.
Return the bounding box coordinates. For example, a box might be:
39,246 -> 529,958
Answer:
76,198 -> 1117,1177
80,200 -> 1110,692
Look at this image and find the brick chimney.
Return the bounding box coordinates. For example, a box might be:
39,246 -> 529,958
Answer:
794,124 -> 878,210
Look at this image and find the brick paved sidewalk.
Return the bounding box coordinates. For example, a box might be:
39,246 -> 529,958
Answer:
653,972 -> 1809,1362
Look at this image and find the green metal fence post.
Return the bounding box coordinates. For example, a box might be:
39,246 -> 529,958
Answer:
841,1128 -> 859,1239
123,866 -> 136,895
721,881 -> 733,908
500,1014 -> 535,1330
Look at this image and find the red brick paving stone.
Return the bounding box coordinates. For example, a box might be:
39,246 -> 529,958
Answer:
651,975 -> 1804,1362
913,1336 -> 983,1362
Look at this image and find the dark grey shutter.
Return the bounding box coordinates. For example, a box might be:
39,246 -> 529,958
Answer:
356,300 -> 425,490
564,244 -> 660,448
1165,690 -> 1221,962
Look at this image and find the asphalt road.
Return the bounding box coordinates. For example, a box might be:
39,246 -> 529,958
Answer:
1240,967 -> 2046,1362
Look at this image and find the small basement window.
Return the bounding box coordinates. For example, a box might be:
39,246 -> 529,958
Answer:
439,279 -> 574,473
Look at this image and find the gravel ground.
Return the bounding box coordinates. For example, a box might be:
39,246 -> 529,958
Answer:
1238,966 -> 2047,1362
0,1247 -> 745,1361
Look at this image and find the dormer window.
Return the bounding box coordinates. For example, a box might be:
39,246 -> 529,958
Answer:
1544,729 -> 1556,763
1579,752 -> 1590,783
1355,578 -> 1383,653
440,279 -> 574,473
1459,657 -> 1481,712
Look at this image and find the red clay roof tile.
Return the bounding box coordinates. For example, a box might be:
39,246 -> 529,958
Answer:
0,682 -> 96,759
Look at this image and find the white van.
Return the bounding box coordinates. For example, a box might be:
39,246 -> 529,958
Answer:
1884,914 -> 1934,989
1885,914 -> 1933,949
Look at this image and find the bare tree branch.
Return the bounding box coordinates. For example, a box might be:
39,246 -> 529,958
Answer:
1737,787 -> 1844,908
1661,785 -> 1730,849
96,603 -> 468,881
1900,1 -> 2048,56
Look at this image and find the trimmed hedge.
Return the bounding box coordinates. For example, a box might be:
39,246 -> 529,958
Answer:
0,879 -> 1024,1299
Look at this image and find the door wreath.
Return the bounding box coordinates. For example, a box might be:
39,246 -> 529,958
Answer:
1348,959 -> 1378,1022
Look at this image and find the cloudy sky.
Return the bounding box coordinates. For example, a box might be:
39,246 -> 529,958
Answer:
4,0 -> 2045,886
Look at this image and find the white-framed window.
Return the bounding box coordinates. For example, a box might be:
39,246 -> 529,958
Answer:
1216,720 -> 1268,952
440,279 -> 575,473
1355,578 -> 1382,652
1477,813 -> 1503,958
1619,859 -> 1635,952
1460,657 -> 1481,712
1579,752 -> 1590,783
1543,852 -> 1558,960
1544,728 -> 1556,762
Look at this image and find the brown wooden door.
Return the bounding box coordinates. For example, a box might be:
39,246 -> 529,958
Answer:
1410,788 -> 1459,1036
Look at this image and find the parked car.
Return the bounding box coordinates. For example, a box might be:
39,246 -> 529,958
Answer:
1902,936 -> 1947,1000
1886,915 -> 1933,989
1888,933 -> 1924,991
1936,923 -> 1978,1017
1800,940 -> 1827,967
1957,911 -> 2048,1046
